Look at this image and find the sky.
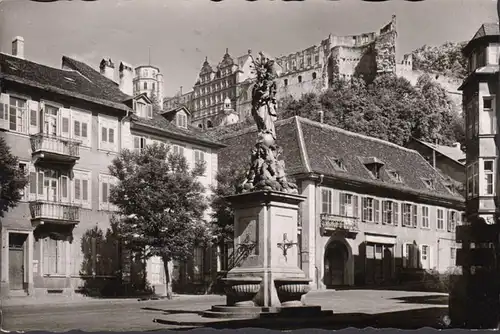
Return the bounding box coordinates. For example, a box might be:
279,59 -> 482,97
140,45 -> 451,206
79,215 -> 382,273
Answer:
0,0 -> 497,97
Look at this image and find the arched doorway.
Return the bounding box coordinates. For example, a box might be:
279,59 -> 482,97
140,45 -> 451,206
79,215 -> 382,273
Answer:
324,241 -> 348,287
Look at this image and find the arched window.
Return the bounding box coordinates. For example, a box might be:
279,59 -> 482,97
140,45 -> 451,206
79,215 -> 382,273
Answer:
284,79 -> 288,86
312,72 -> 317,80
198,124 -> 203,129
207,120 -> 213,128
298,76 -> 302,83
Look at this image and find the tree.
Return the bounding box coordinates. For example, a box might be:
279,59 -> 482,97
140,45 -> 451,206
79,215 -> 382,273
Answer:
149,91 -> 162,113
209,165 -> 247,245
0,136 -> 28,216
411,41 -> 468,79
108,143 -> 211,298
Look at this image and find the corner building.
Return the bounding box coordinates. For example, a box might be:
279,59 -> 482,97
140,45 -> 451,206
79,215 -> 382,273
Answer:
218,117 -> 465,289
0,37 -> 224,297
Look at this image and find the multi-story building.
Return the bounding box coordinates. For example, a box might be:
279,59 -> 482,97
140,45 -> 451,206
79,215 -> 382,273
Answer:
451,23 -> 500,327
0,36 -> 224,298
132,65 -> 164,104
218,116 -> 465,289
163,89 -> 194,113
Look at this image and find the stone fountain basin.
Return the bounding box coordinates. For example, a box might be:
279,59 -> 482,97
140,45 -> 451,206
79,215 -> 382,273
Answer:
274,278 -> 312,306
222,277 -> 262,297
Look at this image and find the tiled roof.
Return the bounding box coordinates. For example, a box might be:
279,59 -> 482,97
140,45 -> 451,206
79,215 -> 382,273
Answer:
463,23 -> 500,55
0,53 -> 132,110
218,116 -> 464,203
130,111 -> 225,148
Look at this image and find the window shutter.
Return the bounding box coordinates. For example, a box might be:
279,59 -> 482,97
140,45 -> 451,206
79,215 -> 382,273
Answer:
147,105 -> 153,118
29,172 -> 37,195
28,100 -> 39,134
133,100 -> 137,112
0,93 -> 9,128
82,180 -> 89,202
74,179 -> 81,201
353,195 -> 358,218
134,137 -> 140,149
81,122 -> 88,138
108,128 -> 115,144
374,199 -> 380,223
402,244 -> 408,268
37,171 -> 44,196
61,175 -> 69,200
60,108 -> 71,138
339,193 -> 346,216
411,205 -> 418,227
101,126 -> 108,142
74,120 -> 80,137
361,198 -> 366,222
447,210 -> 452,232
393,202 -> 399,226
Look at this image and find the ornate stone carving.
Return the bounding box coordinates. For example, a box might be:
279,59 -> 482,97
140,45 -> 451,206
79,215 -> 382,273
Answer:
239,52 -> 298,195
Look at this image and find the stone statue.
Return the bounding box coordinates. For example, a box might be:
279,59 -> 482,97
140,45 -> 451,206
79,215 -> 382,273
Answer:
239,52 -> 298,195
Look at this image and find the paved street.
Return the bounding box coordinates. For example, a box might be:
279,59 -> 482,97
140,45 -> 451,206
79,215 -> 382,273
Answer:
1,290 -> 449,331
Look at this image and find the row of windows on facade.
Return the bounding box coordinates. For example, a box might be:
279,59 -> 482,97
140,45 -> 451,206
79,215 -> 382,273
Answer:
467,43 -> 499,73
135,81 -> 156,92
19,164 -> 118,212
0,94 -> 118,151
465,95 -> 496,140
283,72 -> 318,87
193,90 -> 234,110
280,53 -> 320,72
135,68 -> 158,78
321,190 -> 462,231
466,159 -> 496,199
0,93 -> 189,147
195,80 -> 235,98
132,136 -> 206,166
199,68 -> 234,84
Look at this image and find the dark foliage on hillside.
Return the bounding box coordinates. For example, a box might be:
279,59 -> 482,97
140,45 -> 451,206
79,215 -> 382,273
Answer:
411,41 -> 468,79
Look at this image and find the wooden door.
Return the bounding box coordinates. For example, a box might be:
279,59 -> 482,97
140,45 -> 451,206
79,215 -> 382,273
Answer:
9,247 -> 24,290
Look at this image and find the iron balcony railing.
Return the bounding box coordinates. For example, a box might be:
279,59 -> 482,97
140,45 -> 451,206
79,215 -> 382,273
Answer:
30,133 -> 81,159
320,213 -> 360,233
29,200 -> 80,223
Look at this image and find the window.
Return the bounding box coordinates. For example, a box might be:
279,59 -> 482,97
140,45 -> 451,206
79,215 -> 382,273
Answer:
483,97 -> 494,111
437,209 -> 445,230
422,178 -> 435,190
72,109 -> 91,147
382,200 -> 393,225
387,170 -> 402,183
176,113 -> 188,128
312,72 -> 317,80
98,115 -> 119,152
447,210 -> 457,232
488,43 -> 499,65
420,244 -> 430,269
43,238 -> 66,275
172,144 -> 185,157
365,163 -> 382,179
73,170 -> 91,209
99,174 -> 118,211
152,82 -> 156,91
9,96 -> 27,133
315,54 -> 319,63
484,160 -> 495,195
321,188 -> 332,214
403,203 -> 417,227
144,82 -> 148,90
421,206 -> 430,228
133,136 -> 147,152
339,193 -> 359,218
298,76 -> 302,83
362,197 -> 379,223
284,79 -> 288,87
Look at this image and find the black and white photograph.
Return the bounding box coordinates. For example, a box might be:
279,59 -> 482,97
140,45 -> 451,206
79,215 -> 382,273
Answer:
0,0 -> 498,331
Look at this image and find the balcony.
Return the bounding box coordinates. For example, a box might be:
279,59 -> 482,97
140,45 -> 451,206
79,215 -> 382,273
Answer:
320,213 -> 359,238
29,200 -> 80,225
30,134 -> 81,165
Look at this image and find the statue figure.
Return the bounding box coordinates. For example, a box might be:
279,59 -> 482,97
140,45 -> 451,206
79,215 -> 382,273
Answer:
238,52 -> 298,195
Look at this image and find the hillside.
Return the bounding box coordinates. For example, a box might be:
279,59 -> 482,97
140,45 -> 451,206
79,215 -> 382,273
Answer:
411,41 -> 468,79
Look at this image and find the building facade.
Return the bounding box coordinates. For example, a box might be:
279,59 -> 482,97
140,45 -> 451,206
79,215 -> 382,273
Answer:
218,117 -> 465,289
0,37 -> 223,298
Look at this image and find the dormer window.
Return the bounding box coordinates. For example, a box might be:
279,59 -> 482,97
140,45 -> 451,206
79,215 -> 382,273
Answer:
327,156 -> 346,172
134,101 -> 153,119
387,170 -> 402,183
422,178 -> 435,190
366,163 -> 382,179
176,113 -> 188,128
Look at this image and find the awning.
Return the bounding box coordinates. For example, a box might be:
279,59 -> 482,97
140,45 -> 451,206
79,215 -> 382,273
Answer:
365,233 -> 397,245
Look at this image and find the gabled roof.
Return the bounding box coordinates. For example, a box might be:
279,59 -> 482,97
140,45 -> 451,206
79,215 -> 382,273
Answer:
462,23 -> 500,56
161,105 -> 191,117
218,116 -> 464,205
134,92 -> 152,104
0,52 -> 132,111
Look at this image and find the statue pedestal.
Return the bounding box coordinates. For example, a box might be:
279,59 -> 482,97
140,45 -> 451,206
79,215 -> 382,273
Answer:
204,191 -> 331,319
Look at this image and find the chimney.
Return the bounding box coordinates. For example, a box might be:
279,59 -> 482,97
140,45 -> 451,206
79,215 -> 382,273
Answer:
318,110 -> 324,124
248,49 -> 252,55
99,58 -> 115,81
119,61 -> 134,96
12,36 -> 24,59
454,142 -> 462,150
